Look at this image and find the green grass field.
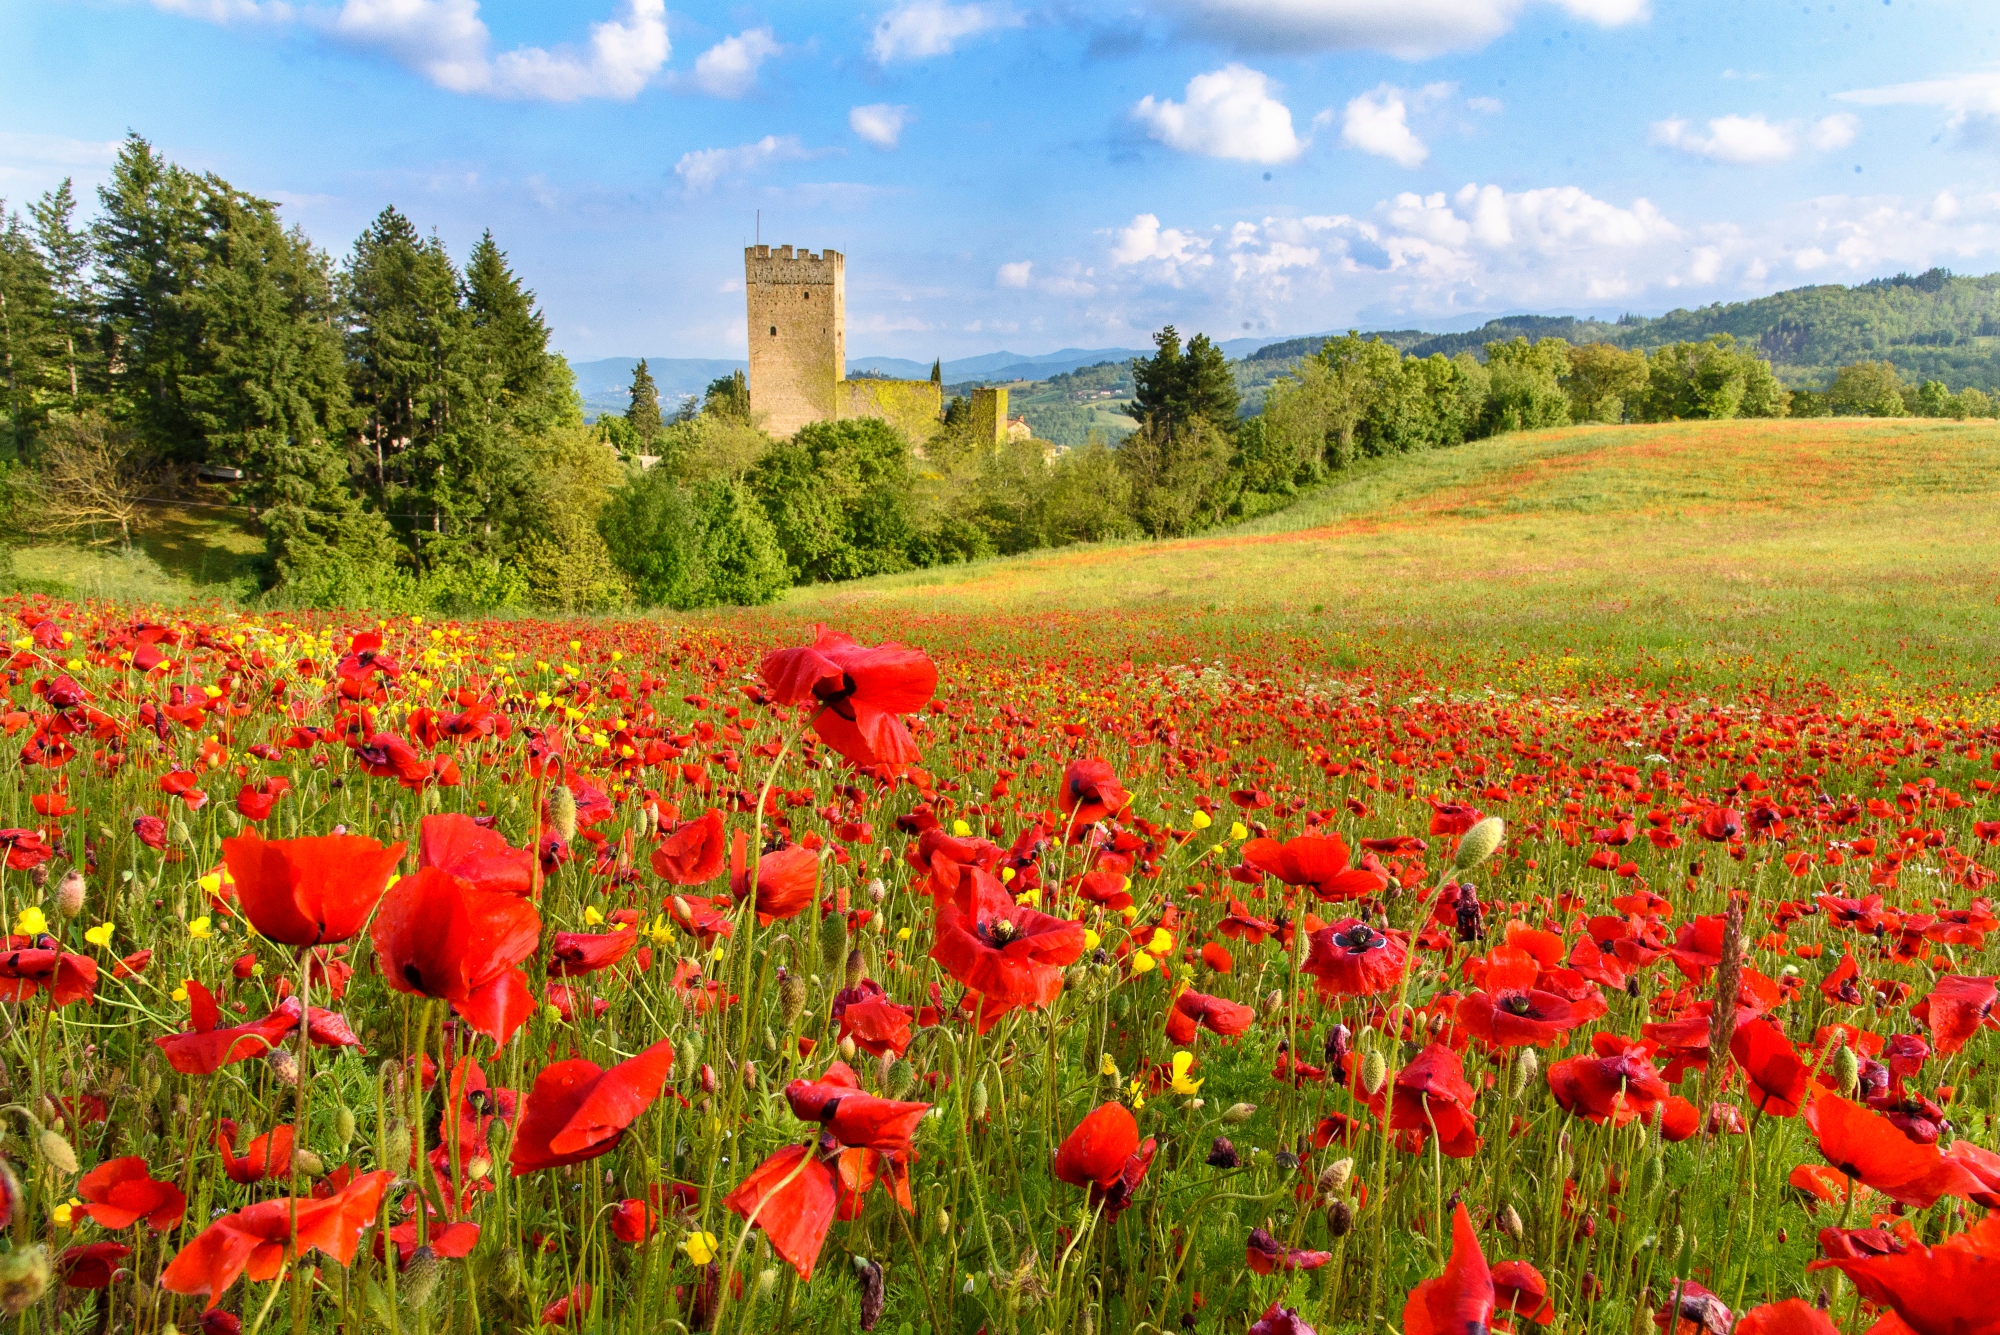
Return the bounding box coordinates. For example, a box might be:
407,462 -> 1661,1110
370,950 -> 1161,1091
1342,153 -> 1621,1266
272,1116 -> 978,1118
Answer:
776,418 -> 2000,695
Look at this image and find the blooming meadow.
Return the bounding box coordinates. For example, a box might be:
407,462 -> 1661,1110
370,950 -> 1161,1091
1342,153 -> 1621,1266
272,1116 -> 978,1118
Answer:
0,599 -> 1995,1335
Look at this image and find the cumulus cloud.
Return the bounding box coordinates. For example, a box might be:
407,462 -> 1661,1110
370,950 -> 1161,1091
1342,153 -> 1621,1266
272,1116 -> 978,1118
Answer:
996,260 -> 1034,287
1147,0 -> 1647,61
1132,64 -> 1304,165
1648,113 -> 1857,165
0,132 -> 124,194
151,0 -> 668,100
689,27 -> 779,98
850,103 -> 913,150
1109,213 -> 1215,284
869,0 -> 1022,62
673,134 -> 815,192
1840,72 -> 2000,152
1341,86 -> 1428,167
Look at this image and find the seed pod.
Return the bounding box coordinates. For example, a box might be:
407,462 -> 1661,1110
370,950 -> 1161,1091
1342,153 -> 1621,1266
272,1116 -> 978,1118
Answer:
777,971 -> 807,1025
844,946 -> 868,990
546,786 -> 578,842
55,870 -> 85,920
1454,817 -> 1505,870
1221,1102 -> 1257,1124
1834,1043 -> 1860,1097
292,1148 -> 325,1178
1274,1149 -> 1299,1173
1327,1201 -> 1355,1237
0,1244 -> 49,1316
1361,1049 -> 1388,1096
266,1047 -> 301,1087
1206,1137 -> 1238,1169
1510,1047 -> 1540,1098
1500,1204 -> 1524,1239
401,1247 -> 443,1309
819,910 -> 849,974
886,1060 -> 915,1098
383,1120 -> 412,1172
37,1129 -> 77,1175
971,1079 -> 989,1122
335,1105 -> 357,1150
853,1256 -> 886,1330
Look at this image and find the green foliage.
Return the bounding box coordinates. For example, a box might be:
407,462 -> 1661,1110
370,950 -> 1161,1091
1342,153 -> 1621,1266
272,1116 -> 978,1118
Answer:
703,369 -> 751,423
625,357 -> 662,447
1634,335 -> 1789,422
1132,326 -> 1238,441
514,423 -> 628,612
751,417 -> 923,582
1564,343 -> 1651,423
1483,337 -> 1573,434
599,468 -> 788,609
1828,360 -> 1909,417
1117,416 -> 1233,537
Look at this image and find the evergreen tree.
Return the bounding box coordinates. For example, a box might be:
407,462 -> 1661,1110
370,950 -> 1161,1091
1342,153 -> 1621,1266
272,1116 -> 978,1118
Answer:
28,179 -> 97,409
626,358 -> 661,447
703,369 -> 750,422
0,204 -> 59,455
464,231 -> 573,436
1132,326 -> 1239,439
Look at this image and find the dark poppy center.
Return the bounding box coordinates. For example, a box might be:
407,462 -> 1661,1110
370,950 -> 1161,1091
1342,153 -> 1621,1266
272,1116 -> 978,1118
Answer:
980,918 -> 1019,947
1335,925 -> 1380,954
1501,995 -> 1536,1017
402,963 -> 428,992
812,672 -> 860,721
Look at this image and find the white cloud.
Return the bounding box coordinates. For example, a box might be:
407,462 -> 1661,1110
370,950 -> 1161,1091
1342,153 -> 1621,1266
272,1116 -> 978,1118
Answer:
850,103 -> 913,150
673,134 -> 814,192
1840,71 -> 2000,151
0,132 -> 123,194
689,27 -> 779,98
1341,85 -> 1427,167
1132,64 -> 1304,165
1109,213 -> 1214,285
1466,95 -> 1503,115
869,1 -> 1022,62
1648,113 -> 1859,164
152,0 -> 669,100
996,260 -> 1034,287
1149,0 -> 1647,61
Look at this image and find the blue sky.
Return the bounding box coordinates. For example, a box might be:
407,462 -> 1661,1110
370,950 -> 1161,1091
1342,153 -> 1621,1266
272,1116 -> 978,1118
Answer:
5,1 -> 2000,362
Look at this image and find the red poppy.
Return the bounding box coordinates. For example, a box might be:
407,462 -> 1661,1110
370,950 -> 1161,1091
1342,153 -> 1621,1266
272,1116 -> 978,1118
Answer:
222,831 -> 403,947
56,1242 -> 131,1290
729,833 -> 819,926
759,629 -> 938,772
1075,868 -> 1133,911
1730,1019 -> 1814,1116
1427,802 -> 1484,837
541,1284 -> 594,1327
160,1170 -> 390,1310
1251,1304 -> 1319,1335
1912,975 -> 1997,1055
833,1146 -> 913,1221
609,1199 -> 656,1245
1373,1043 -> 1481,1158
1165,988 -> 1256,1044
723,1143 -> 840,1280
548,929 -> 638,977
929,866 -> 1086,1031
509,1039 -> 675,1175
76,1156 -> 186,1231
1244,1227 -> 1331,1275
234,777 -> 290,823
833,981 -> 915,1057
1809,1213 -> 2000,1335
1218,900 -> 1280,943
1547,1034 -> 1670,1127
1803,1091 -> 1978,1209
370,866 -> 541,1045
0,938 -> 97,1006
1050,1101 -> 1156,1220
1732,1298 -> 1839,1335
1058,758 -> 1132,828
1302,919 -> 1407,998
1458,949 -> 1584,1049
1403,1203 -> 1493,1335
783,1061 -> 930,1156
651,810 -> 727,885
1493,1260 -> 1555,1326
1697,807 -> 1743,842
0,830 -> 51,871
418,813 -> 535,897
216,1121 -> 295,1185
153,981 -> 296,1075
1241,834 -> 1387,902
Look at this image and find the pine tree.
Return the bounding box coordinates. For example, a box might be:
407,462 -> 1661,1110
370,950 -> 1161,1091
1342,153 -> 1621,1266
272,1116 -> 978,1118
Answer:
28,180 -> 97,409
626,358 -> 661,447
930,358 -> 942,386
464,230 -> 573,437
0,204 -> 59,455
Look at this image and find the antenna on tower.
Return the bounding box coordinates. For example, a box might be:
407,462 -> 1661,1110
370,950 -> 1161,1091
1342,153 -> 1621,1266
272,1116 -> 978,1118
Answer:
756,209 -> 760,245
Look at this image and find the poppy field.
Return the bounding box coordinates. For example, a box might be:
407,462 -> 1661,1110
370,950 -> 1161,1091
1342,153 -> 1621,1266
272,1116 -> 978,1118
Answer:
3,453 -> 2000,1335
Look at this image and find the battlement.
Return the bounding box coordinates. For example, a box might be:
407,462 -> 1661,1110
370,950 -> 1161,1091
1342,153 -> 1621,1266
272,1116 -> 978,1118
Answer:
745,245 -> 844,288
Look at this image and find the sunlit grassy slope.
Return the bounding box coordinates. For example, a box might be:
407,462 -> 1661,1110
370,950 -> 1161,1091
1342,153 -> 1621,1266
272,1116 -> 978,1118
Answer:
774,419 -> 2000,692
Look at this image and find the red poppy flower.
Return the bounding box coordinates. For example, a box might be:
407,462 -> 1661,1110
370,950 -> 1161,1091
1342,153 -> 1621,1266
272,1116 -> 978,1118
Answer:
609,1199 -> 656,1245
418,813 -> 535,896
833,981 -> 915,1057
1302,919 -> 1407,998
1245,1227 -> 1331,1275
1458,949 -> 1584,1049
783,1061 -> 930,1156
216,1121 -> 295,1185
1373,1043 -> 1481,1158
0,830 -> 51,871
371,866 -> 541,1045
153,981 -> 296,1074
1820,951 -> 1864,1005
1493,1260 -> 1555,1326
1803,1092 -> 1978,1209
547,929 -> 638,977
723,1143 -> 840,1281
0,939 -> 97,1007
759,629 -> 938,772
56,1242 -> 131,1290
509,1039 -> 675,1175
160,1171 -> 390,1310
1427,802 -> 1484,837
76,1156 -> 186,1231
1218,900 -> 1280,943
222,831 -> 403,947
1241,833 -> 1388,902
541,1284 -> 594,1328
1054,1102 -> 1140,1189
1697,807 -> 1743,842
1058,758 -> 1131,828
1728,1019 -> 1813,1116
729,833 -> 819,926
1912,975 -> 1997,1055
833,1146 -> 913,1221
234,777 -> 289,823
1732,1298 -> 1839,1335
1809,1213 -> 2000,1335
1251,1304 -> 1319,1335
929,867 -> 1086,1031
651,810 -> 727,886
1165,989 -> 1256,1044
1404,1203 -> 1493,1335
1548,1034 -> 1670,1127
1075,868 -> 1133,911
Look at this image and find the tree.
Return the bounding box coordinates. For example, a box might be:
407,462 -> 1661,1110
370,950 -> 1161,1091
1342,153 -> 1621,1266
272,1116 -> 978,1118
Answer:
600,468 -> 788,608
1132,326 -> 1239,440
13,413 -> 149,548
625,358 -> 662,448
1828,361 -> 1909,417
1483,337 -> 1572,434
1564,343 -> 1650,423
703,369 -> 750,423
28,179 -> 97,410
515,423 -> 626,611
749,417 -> 919,582
1634,335 -> 1787,422
0,204 -> 59,455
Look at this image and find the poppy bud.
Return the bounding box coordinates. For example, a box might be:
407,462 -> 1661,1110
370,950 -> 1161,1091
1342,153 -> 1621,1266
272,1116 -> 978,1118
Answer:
1834,1043 -> 1860,1096
700,1064 -> 717,1094
266,1047 -> 300,1087
1260,989 -> 1284,1019
1500,1204 -> 1524,1239
1361,1050 -> 1387,1096
292,1148 -> 325,1177
932,1207 -> 950,1239
401,1247 -> 442,1308
1454,817 -> 1505,870
777,971 -> 807,1025
467,1154 -> 492,1181
0,1160 -> 19,1230
384,1120 -> 412,1172
1510,1047 -> 1539,1099
487,1119 -> 509,1156
37,1128 -> 76,1175
820,912 -> 849,974
971,1079 -> 989,1122
29,866 -> 47,890
838,1036 -> 857,1062
55,870 -> 85,920
547,786 -> 578,842
1328,1200 -> 1354,1237
866,878 -> 887,904
1206,1137 -> 1238,1169
844,947 -> 867,990
754,1267 -> 779,1305
1322,1158 -> 1354,1194
0,1244 -> 49,1316
887,1060 -> 915,1098
677,1040 -> 699,1078
336,1105 -> 357,1150
1221,1102 -> 1256,1124
741,1061 -> 758,1091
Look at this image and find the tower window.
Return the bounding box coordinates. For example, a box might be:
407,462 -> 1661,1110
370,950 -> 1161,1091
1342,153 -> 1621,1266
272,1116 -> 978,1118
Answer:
769,325 -> 777,336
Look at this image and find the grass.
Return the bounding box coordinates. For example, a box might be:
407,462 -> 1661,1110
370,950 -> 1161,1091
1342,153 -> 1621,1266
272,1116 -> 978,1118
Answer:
773,419 -> 2000,694
6,501 -> 267,603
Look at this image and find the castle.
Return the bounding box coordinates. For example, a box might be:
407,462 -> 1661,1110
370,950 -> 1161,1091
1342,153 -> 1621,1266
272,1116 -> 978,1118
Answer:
744,245 -> 1013,445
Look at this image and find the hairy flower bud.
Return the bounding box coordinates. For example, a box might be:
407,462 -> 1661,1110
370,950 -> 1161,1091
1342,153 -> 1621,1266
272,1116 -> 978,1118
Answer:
887,1059 -> 915,1098
336,1105 -> 357,1150
971,1079 -> 989,1122
546,786 -> 578,842
266,1047 -> 300,1087
1454,817 -> 1505,870
844,946 -> 867,990
37,1129 -> 77,1176
1500,1204 -> 1524,1239
1321,1157 -> 1354,1195
820,912 -> 849,974
1327,1200 -> 1355,1237
1361,1049 -> 1388,1096
1834,1043 -> 1860,1097
1510,1047 -> 1540,1099
777,971 -> 807,1026
401,1247 -> 443,1309
0,1244 -> 49,1316
55,870 -> 85,920
292,1148 -> 325,1178
1221,1102 -> 1257,1124
383,1120 -> 412,1173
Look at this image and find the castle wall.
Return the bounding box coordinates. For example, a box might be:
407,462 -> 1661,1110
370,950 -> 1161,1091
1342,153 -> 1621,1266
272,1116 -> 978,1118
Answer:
842,379 -> 945,445
970,387 -> 1008,447
744,245 -> 845,438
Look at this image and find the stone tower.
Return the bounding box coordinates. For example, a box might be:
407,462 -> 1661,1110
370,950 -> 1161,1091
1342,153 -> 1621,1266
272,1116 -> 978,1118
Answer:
744,245 -> 845,438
